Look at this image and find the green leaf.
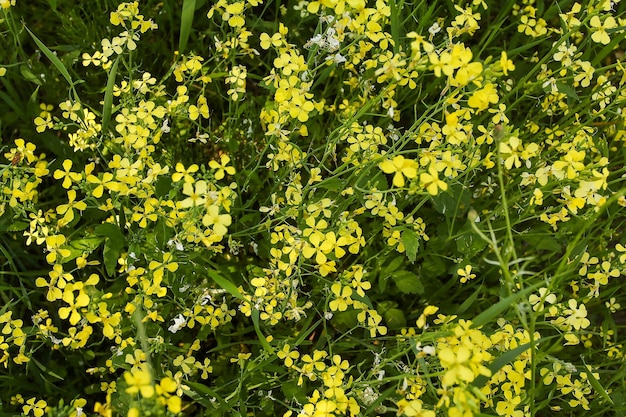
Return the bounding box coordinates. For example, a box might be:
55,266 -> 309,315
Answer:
153,217 -> 173,248
24,26 -> 76,87
431,183 -> 471,219
382,255 -> 404,274
0,87 -> 27,121
69,236 -> 104,252
555,82 -> 579,101
456,222 -> 489,257
331,310 -> 359,331
251,309 -> 275,354
29,356 -> 64,381
471,282 -> 542,328
206,268 -> 243,300
281,380 -> 308,404
391,270 -> 424,294
382,307 -> 407,330
402,228 -> 419,263
155,175 -> 173,198
179,0 -> 197,53
455,284 -> 483,315
65,236 -> 105,262
521,233 -> 561,252
19,64 -> 42,85
7,221 -> 29,232
95,223 -> 126,276
184,381 -> 227,407
581,356 -> 614,406
101,56 -> 120,134
471,336 -> 556,388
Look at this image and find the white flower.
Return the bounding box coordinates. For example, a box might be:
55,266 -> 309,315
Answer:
168,314 -> 187,333
326,53 -> 346,64
428,22 -> 441,36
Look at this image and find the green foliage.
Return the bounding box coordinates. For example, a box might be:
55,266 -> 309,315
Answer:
1,0 -> 626,416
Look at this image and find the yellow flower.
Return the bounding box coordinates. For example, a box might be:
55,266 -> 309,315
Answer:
58,285 -> 90,325
124,364 -> 155,398
419,165 -> 448,195
209,154 -> 236,180
0,0 -> 16,10
438,346 -> 475,386
172,162 -> 199,183
468,83 -> 499,112
23,398 -> 47,417
397,398 -> 436,417
277,344 -> 300,367
379,155 -> 418,187
189,96 -> 209,120
590,15 -> 616,45
457,265 -> 476,283
180,180 -> 208,208
552,149 -> 585,179
202,205 -> 232,236
53,159 -> 83,189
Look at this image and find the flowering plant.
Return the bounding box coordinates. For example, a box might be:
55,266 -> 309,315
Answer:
1,0 -> 626,416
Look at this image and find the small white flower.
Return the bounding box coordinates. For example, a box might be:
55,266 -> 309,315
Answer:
50,335 -> 63,345
168,314 -> 187,333
326,53 -> 346,64
428,22 -> 441,36
422,345 -> 436,356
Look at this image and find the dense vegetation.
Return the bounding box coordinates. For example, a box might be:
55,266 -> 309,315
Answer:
1,0 -> 626,416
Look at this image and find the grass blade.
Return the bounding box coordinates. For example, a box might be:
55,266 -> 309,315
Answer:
206,268 -> 243,300
179,0 -> 197,54
471,282 -> 542,328
24,25 -> 75,87
581,356 -> 614,406
471,336 -> 556,388
101,56 -> 120,134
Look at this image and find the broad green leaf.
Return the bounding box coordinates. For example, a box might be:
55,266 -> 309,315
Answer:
391,270 -> 424,294
555,82 -> 579,101
331,310 -> 359,331
65,236 -> 105,262
69,236 -> 104,252
95,223 -> 126,276
382,307 -> 407,330
456,222 -> 489,258
521,233 -> 561,252
282,380 -> 308,404
402,228 -> 419,263
7,221 -> 28,232
19,64 -> 42,85
431,183 -> 471,219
